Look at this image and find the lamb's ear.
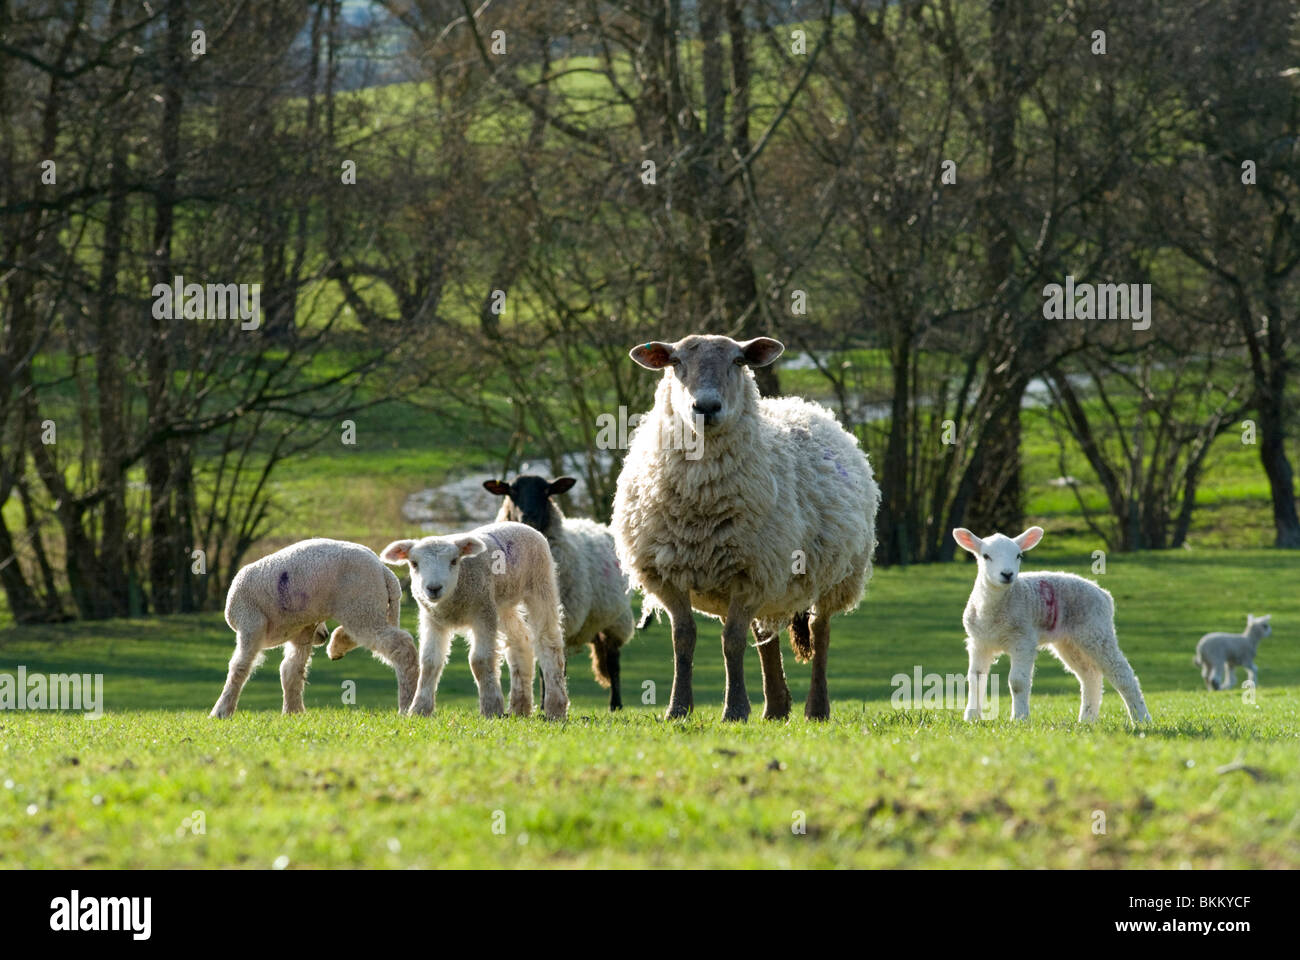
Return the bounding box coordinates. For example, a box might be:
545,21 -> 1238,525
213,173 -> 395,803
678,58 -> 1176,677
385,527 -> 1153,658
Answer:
455,536 -> 487,558
547,476 -> 577,496
380,539 -> 416,564
630,341 -> 676,370
483,480 -> 511,497
1015,526 -> 1044,551
738,337 -> 784,368
952,528 -> 982,555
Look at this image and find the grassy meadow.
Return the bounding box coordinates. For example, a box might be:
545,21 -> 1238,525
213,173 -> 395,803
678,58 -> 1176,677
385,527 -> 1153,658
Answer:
2,547 -> 1298,868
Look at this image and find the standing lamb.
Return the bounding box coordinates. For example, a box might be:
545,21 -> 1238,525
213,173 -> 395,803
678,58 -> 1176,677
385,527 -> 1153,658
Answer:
484,475 -> 637,710
367,522 -> 569,719
612,334 -> 879,722
1195,614 -> 1271,690
210,538 -> 417,718
953,526 -> 1151,724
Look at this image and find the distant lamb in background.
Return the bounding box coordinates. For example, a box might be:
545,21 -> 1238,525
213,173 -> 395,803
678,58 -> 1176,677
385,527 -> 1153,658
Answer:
613,334 -> 879,722
210,539 -> 417,718
484,474 -> 637,710
954,526 -> 1151,724
372,522 -> 569,719
1195,614 -> 1271,690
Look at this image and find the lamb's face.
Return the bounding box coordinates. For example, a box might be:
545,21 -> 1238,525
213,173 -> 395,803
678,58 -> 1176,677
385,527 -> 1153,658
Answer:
381,535 -> 486,608
1248,614 -> 1272,638
629,335 -> 784,431
952,526 -> 1044,589
483,475 -> 576,533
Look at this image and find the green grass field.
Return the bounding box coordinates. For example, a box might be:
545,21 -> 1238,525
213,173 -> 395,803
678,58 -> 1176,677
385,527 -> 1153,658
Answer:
3,550 -> 1297,868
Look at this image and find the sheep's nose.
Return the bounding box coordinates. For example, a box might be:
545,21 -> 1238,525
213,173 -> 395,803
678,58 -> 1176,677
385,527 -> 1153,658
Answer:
692,398 -> 722,416
426,584 -> 443,600
1000,571 -> 1014,583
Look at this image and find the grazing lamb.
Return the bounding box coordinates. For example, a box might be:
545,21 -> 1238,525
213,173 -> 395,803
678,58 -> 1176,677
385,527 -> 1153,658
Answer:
953,526 -> 1151,724
210,538 -> 417,718
1195,614 -> 1271,691
484,475 -> 637,711
612,334 -> 879,722
366,522 -> 568,719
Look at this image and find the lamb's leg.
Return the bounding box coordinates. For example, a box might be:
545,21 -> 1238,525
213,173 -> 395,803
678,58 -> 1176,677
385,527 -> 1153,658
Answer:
1219,661 -> 1235,690
524,596 -> 568,721
1007,636 -> 1038,721
659,585 -> 697,720
279,629 -> 316,714
1096,633 -> 1151,723
1201,657 -> 1218,691
1246,661 -> 1259,688
752,622 -> 792,720
408,622 -> 452,716
210,619 -> 268,719
721,597 -> 755,722
468,612 -> 506,718
804,611 -> 833,721
500,608 -> 534,717
1052,640 -> 1102,722
964,642 -> 994,721
326,626 -> 358,660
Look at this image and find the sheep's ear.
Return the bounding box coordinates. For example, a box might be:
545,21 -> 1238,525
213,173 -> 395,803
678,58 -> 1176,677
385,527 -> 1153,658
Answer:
483,480 -> 511,496
630,341 -> 676,369
380,540 -> 415,564
952,528 -> 982,555
1015,526 -> 1044,551
456,536 -> 487,558
738,337 -> 784,368
548,476 -> 577,496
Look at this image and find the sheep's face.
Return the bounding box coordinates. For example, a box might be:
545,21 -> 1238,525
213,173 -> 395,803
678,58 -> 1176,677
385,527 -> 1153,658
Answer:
483,475 -> 575,533
630,335 -> 784,431
952,526 -> 1044,589
381,536 -> 486,608
1247,614 -> 1272,638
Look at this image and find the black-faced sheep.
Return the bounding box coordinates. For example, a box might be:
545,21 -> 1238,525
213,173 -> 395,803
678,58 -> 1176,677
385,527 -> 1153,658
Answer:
484,475 -> 637,710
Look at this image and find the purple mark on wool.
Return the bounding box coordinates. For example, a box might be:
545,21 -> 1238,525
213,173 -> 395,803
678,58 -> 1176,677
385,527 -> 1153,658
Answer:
484,532 -> 516,565
276,570 -> 309,613
822,448 -> 850,480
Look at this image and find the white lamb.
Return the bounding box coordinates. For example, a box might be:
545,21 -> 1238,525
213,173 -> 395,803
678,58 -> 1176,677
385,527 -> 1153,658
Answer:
1195,614 -> 1271,690
210,538 -> 417,718
484,475 -> 637,710
612,334 -> 879,722
953,526 -> 1151,724
363,521 -> 569,719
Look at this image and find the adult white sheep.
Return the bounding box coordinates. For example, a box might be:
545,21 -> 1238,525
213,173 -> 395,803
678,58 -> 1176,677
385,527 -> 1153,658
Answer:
210,538 -> 417,718
369,521 -> 568,719
484,474 -> 637,711
953,526 -> 1151,724
612,334 -> 879,721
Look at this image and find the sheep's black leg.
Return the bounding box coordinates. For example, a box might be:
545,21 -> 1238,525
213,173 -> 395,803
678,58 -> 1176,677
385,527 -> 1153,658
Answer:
721,598 -> 753,722
753,623 -> 791,720
804,613 -> 832,720
607,640 -> 622,711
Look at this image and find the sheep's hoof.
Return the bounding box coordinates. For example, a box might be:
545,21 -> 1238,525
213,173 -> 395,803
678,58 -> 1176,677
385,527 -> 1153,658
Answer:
804,702 -> 830,722
663,702 -> 691,720
722,702 -> 751,722
761,694 -> 792,720
209,705 -> 233,719
407,700 -> 434,717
